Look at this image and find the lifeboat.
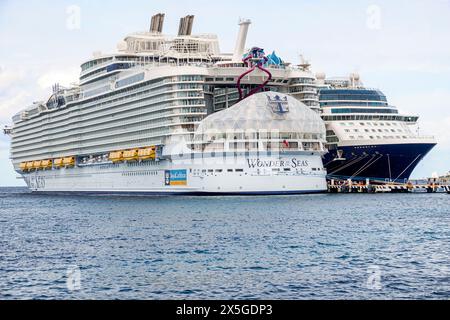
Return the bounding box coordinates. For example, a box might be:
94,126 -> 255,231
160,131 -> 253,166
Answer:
54,158 -> 64,168
41,159 -> 53,169
109,151 -> 124,163
63,157 -> 75,167
123,149 -> 139,161
26,161 -> 34,170
20,162 -> 27,172
33,160 -> 42,170
138,146 -> 156,160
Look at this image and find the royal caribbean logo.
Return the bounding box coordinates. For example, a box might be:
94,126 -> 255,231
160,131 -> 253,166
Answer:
267,95 -> 289,114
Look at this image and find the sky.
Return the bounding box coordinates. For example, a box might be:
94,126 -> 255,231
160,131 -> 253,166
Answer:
0,0 -> 449,186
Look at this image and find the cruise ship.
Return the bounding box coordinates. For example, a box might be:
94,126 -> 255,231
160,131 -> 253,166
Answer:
317,74 -> 436,183
3,14 -> 328,195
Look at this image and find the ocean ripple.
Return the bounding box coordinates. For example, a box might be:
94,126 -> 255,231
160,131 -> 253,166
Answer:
0,187 -> 449,299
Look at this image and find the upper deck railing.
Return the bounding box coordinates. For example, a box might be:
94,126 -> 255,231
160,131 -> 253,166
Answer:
3,126 -> 12,135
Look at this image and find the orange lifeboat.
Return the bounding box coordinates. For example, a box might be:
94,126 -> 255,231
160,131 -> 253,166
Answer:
41,159 -> 53,169
63,157 -> 75,167
26,162 -> 34,170
20,162 -> 27,172
109,151 -> 124,163
33,160 -> 42,170
123,149 -> 139,161
54,158 -> 64,168
138,146 -> 156,160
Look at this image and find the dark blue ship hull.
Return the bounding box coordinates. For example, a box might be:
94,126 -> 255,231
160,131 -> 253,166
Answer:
323,143 -> 436,182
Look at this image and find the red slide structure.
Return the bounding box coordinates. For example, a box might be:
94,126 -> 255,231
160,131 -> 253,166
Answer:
237,47 -> 273,101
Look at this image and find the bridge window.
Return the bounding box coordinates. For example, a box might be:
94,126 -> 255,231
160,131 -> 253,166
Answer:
331,108 -> 398,114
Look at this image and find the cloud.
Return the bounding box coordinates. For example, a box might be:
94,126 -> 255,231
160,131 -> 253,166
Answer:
0,90 -> 31,123
37,67 -> 80,89
0,65 -> 35,123
0,65 -> 80,123
0,65 -> 26,88
391,89 -> 450,146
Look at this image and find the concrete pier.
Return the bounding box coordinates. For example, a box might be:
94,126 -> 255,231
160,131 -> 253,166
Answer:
327,178 -> 450,194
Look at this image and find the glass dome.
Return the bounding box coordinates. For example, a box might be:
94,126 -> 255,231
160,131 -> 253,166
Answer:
195,92 -> 326,140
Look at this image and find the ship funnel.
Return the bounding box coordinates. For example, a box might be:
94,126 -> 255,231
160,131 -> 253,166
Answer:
178,15 -> 195,36
233,19 -> 252,62
150,13 -> 165,33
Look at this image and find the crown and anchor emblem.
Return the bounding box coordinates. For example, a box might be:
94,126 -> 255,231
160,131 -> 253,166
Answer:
267,95 -> 290,114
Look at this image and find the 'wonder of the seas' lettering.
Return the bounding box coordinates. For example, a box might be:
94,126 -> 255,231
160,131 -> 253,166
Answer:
247,158 -> 309,169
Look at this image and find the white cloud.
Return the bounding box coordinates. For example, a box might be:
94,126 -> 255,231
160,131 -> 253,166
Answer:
0,65 -> 80,123
37,67 -> 80,89
391,89 -> 450,146
0,65 -> 38,123
0,65 -> 26,88
0,90 -> 31,123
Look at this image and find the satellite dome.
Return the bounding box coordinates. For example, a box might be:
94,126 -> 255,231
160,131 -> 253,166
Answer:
316,72 -> 326,81
350,73 -> 360,81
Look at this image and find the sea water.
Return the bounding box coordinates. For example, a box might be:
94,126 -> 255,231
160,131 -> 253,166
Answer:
0,187 -> 449,299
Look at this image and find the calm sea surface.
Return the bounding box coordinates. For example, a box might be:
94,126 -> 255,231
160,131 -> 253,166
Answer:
0,187 -> 449,300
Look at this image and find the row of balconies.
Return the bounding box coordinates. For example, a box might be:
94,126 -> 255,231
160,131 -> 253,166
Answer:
13,78 -> 204,131
12,89 -> 205,141
11,118 -> 199,159
12,106 -> 205,150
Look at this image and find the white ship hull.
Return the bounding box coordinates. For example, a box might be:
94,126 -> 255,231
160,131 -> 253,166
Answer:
22,153 -> 327,195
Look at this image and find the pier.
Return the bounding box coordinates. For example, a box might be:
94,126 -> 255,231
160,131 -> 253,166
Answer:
327,177 -> 450,194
